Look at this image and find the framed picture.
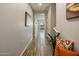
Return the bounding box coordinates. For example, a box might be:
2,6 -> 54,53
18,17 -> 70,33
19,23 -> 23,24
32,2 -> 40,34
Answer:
25,12 -> 27,27
25,12 -> 32,27
66,3 -> 79,20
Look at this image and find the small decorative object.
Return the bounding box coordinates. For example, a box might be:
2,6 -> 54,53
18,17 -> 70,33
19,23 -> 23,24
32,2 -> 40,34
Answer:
66,3 -> 79,19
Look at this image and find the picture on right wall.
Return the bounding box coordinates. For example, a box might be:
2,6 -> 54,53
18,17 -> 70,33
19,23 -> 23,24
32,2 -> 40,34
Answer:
66,3 -> 79,20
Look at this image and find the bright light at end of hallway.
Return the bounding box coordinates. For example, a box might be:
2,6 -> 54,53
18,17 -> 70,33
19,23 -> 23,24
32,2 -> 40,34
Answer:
38,3 -> 42,6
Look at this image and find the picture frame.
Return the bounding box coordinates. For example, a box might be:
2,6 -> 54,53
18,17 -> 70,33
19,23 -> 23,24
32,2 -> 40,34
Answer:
66,3 -> 79,20
25,12 -> 27,27
25,12 -> 32,27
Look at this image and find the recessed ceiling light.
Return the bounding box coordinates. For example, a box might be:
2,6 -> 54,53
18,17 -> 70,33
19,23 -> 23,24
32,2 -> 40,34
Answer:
39,3 -> 42,6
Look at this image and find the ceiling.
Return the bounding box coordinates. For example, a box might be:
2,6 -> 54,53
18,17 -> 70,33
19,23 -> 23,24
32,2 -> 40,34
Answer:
30,3 -> 50,12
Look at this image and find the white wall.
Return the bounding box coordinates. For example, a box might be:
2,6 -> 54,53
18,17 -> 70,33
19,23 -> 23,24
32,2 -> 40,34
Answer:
56,3 -> 79,51
47,4 -> 56,36
0,3 -> 33,55
47,5 -> 52,34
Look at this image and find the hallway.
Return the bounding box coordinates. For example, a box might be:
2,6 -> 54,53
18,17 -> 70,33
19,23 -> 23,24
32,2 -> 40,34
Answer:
22,22 -> 53,56
22,3 -> 55,56
35,28 -> 53,56
22,32 -> 53,56
35,20 -> 47,55
35,13 -> 47,55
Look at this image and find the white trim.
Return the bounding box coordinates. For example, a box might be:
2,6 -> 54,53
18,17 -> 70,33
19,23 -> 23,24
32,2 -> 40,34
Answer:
20,39 -> 32,56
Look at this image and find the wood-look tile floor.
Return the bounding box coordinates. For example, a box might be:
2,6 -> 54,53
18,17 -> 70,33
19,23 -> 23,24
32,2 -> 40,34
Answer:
22,31 -> 53,56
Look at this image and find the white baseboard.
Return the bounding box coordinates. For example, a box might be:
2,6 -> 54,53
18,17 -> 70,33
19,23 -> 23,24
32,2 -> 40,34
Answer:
20,39 -> 32,56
